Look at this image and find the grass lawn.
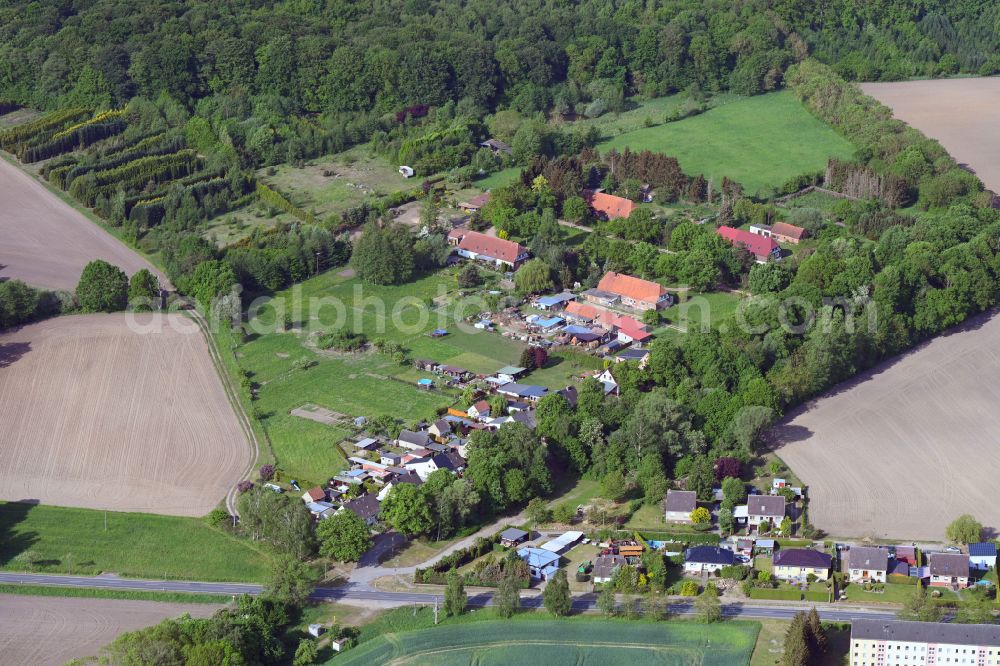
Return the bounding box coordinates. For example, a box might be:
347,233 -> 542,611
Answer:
563,543 -> 601,593
0,583 -> 230,604
563,93 -> 692,138
626,503 -> 669,530
239,268 -> 528,483
656,291 -> 745,335
0,502 -> 271,582
839,582 -> 923,604
598,92 -> 855,194
330,612 -> 759,665
777,190 -> 848,213
546,478 -> 601,510
474,166 -> 521,191
527,350 -> 605,389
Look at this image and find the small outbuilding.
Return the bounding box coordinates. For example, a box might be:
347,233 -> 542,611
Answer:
399,165 -> 414,178
500,527 -> 530,548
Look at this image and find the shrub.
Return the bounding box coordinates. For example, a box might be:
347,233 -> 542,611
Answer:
678,580 -> 700,596
318,330 -> 367,351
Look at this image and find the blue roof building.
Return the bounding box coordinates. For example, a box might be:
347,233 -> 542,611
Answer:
517,547 -> 561,580
536,292 -> 575,310
970,542 -> 998,570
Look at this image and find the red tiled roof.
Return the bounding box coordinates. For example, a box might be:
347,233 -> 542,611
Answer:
616,320 -> 652,342
770,222 -> 806,240
717,226 -> 779,260
456,230 -> 528,264
304,486 -> 325,501
597,272 -> 666,304
583,190 -> 635,219
565,301 -> 601,320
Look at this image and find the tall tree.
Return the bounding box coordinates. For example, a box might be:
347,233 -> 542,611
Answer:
76,260 -> 128,312
444,569 -> 468,617
316,510 -> 372,562
494,573 -> 521,618
543,568 -> 572,616
381,483 -> 434,536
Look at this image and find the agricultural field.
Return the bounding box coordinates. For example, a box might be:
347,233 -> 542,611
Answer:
598,92 -> 855,194
0,501 -> 271,580
0,155 -> 168,291
239,268 -> 527,483
772,309 -> 1000,540
331,617 -> 759,666
0,314 -> 251,516
860,77 -> 1000,193
0,594 -> 221,666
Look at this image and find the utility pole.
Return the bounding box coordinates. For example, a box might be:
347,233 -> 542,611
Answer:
434,597 -> 440,625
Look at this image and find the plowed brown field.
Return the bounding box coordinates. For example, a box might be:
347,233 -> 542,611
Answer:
772,311 -> 1000,541
0,313 -> 250,516
0,156 -> 170,290
860,77 -> 1000,193
0,594 -> 219,666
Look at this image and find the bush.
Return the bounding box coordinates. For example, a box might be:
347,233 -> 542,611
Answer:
318,330 -> 367,351
678,580 -> 700,596
720,565 -> 750,581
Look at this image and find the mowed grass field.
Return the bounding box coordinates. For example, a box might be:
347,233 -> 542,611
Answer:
0,501 -> 270,581
241,269 -> 526,483
331,618 -> 758,665
598,92 -> 855,194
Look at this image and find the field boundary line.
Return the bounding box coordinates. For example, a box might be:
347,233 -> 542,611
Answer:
182,305 -> 261,517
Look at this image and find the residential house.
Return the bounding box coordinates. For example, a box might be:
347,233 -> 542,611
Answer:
376,473 -> 422,501
772,549 -> 832,582
496,366 -> 528,384
302,486 -> 326,503
305,501 -> 337,520
929,552 -> 970,589
593,554 -> 627,584
615,348 -> 650,367
510,409 -> 537,430
480,138 -> 512,156
848,546 -> 890,583
518,547 -> 561,580
564,301 -> 602,323
439,365 -> 472,382
595,271 -> 671,311
717,226 -> 781,263
615,318 -> 654,346
497,383 -> 549,403
583,189 -> 635,220
458,192 -> 490,213
448,228 -> 530,269
747,495 -> 785,530
468,400 -> 491,421
428,419 -> 452,441
850,619 -> 1000,666
397,430 -> 432,450
379,451 -> 402,466
970,542 -> 998,571
580,287 -> 620,308
665,490 -> 697,523
342,494 -> 381,526
684,546 -> 735,574
404,451 -> 466,481
500,527 -> 529,548
750,221 -> 807,245
593,368 -> 619,396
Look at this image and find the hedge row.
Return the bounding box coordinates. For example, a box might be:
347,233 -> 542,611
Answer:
0,107 -> 89,151
54,138 -> 183,189
51,109 -> 125,140
803,590 -> 832,603
256,182 -> 317,225
637,531 -> 721,546
20,119 -> 127,162
887,574 -> 919,586
69,150 -> 201,205
749,588 -> 803,601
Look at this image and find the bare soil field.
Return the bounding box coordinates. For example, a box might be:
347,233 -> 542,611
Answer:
772,310 -> 1000,541
860,77 -> 1000,193
0,313 -> 250,516
0,156 -> 170,291
0,594 -> 219,665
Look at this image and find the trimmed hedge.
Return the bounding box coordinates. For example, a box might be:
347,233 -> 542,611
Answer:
803,590 -> 832,603
638,531 -> 721,546
0,107 -> 89,151
887,574 -> 919,586
749,588 -> 802,601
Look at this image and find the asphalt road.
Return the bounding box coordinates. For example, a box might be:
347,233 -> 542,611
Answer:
0,572 -> 901,623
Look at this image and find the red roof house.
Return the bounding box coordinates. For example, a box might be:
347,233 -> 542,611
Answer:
583,190 -> 635,220
596,271 -> 670,310
769,222 -> 807,244
717,226 -> 781,263
449,229 -> 529,269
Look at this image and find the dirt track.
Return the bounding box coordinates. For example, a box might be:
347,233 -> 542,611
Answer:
0,594 -> 219,665
860,78 -> 1000,193
772,310 -> 1000,541
0,157 -> 170,291
0,313 -> 250,516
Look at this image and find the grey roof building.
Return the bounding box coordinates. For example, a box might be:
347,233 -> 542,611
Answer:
849,546 -> 889,571
852,618 -> 1000,646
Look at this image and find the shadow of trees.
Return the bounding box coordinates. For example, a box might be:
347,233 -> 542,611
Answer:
0,500 -> 39,567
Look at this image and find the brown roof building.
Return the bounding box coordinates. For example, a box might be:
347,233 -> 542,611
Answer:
449,229 -> 529,269
583,190 -> 635,220
769,221 -> 807,244
595,271 -> 670,311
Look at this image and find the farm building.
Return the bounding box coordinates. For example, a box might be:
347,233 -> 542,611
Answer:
458,192 -> 490,212
717,226 -> 781,263
540,531 -> 583,554
684,546 -> 735,574
497,383 -> 549,403
397,430 -> 432,450
536,292 -> 575,310
496,366 -> 528,384
970,542 -> 998,570
583,189 -> 635,220
447,228 -> 529,269
518,547 -> 561,580
847,546 -> 889,583
772,549 -> 832,582
750,221 -> 807,244
500,527 -> 529,548
664,490 -> 697,522
595,271 -> 671,311
929,553 -> 970,589
593,554 -> 627,584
